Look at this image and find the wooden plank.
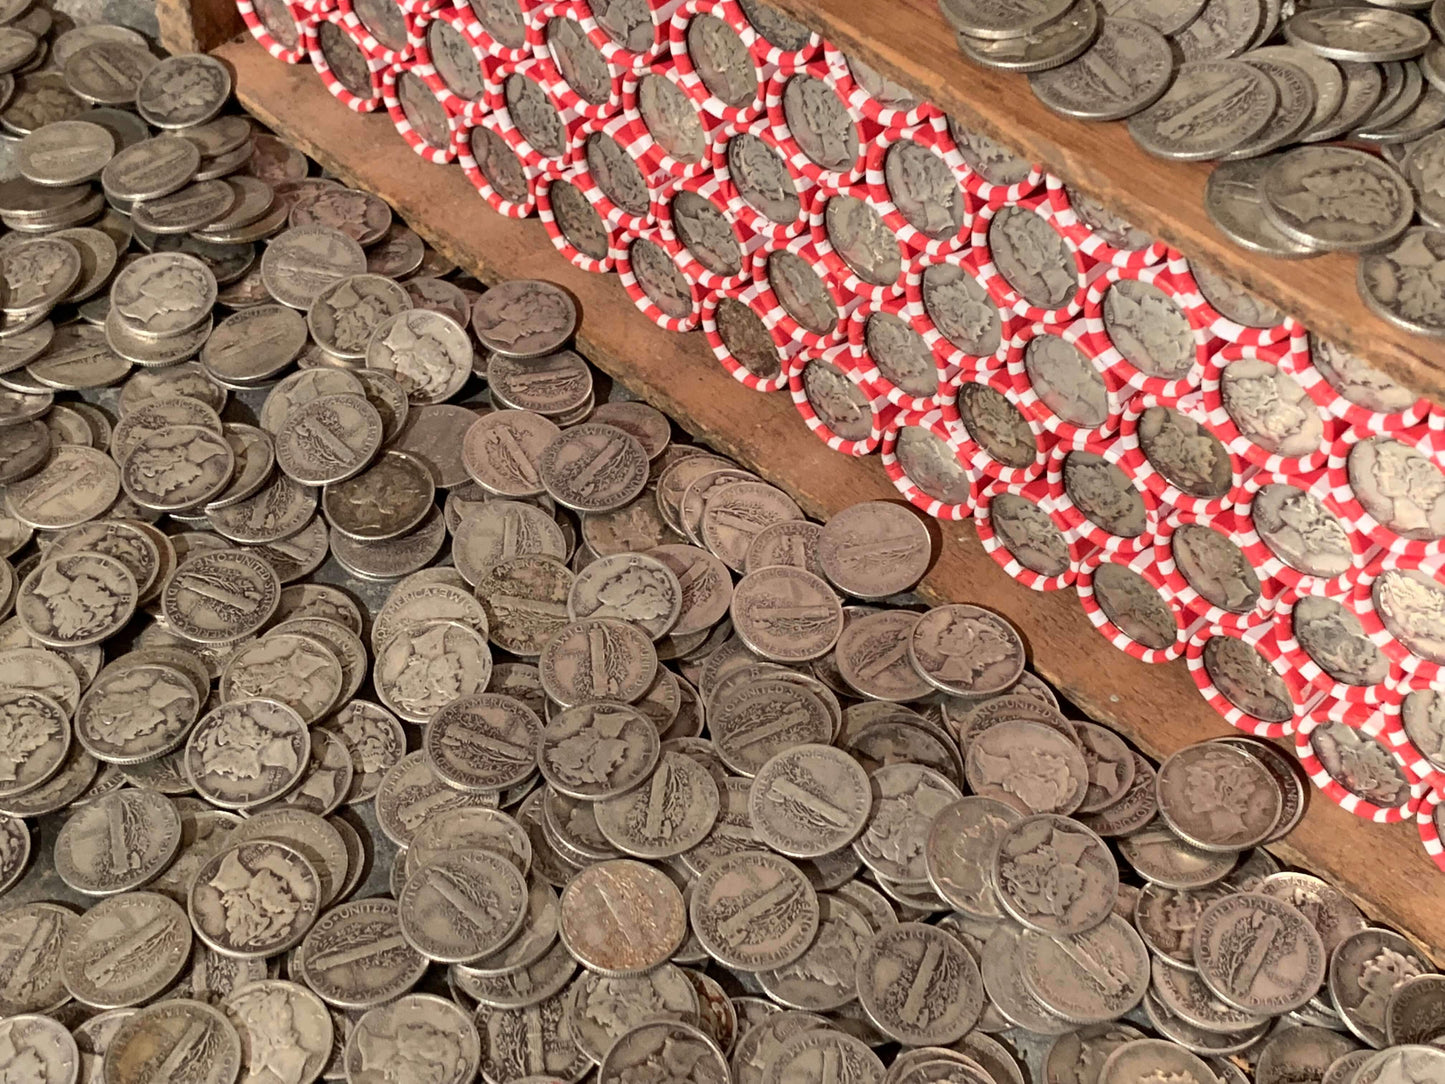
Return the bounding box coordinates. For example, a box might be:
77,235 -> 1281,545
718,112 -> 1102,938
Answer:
764,0 -> 1445,403
216,37 -> 1444,961
157,0 -> 246,55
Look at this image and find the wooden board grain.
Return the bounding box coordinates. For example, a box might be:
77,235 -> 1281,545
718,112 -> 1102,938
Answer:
157,0 -> 246,54
766,0 -> 1445,402
215,37 -> 1443,961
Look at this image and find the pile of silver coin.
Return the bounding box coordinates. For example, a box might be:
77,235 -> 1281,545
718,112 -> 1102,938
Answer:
939,0 -> 1445,316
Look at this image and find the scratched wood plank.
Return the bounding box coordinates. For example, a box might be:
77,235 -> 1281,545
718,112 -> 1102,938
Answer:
213,36 -> 1442,961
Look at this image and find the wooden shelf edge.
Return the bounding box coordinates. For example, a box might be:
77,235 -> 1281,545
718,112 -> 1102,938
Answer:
215,36 -> 1442,963
766,0 -> 1445,404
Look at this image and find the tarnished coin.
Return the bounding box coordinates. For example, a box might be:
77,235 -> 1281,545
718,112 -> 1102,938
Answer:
1128,60 -> 1277,159
295,897 -> 427,1010
472,555 -> 572,656
397,847 -> 528,964
729,565 -> 841,663
219,632 -> 344,724
61,890 -> 193,1009
471,279 -> 578,360
537,700 -> 659,799
992,813 -> 1117,934
539,616 -> 657,706
121,424 -> 234,513
855,921 -> 984,1044
1156,742 -> 1282,852
852,762 -> 962,886
754,891 -> 875,1012
593,750 -> 720,858
747,743 -> 870,858
566,964 -> 699,1063
187,839 -> 320,959
322,449 -> 435,542
538,422 -> 649,513
110,250 -> 215,336
816,500 -> 931,599
15,550 -> 136,648
423,693 -> 542,794
1030,17 -> 1175,120
0,688 -> 69,801
54,786 -> 181,896
1329,927 -> 1430,1047
964,717 -> 1088,814
462,410 -> 559,498
261,225 -> 366,310
1263,146 -> 1414,252
1359,226 -> 1445,339
102,998 -> 241,1084
690,849 -> 818,971
560,858 -> 687,975
184,698 -> 311,809
908,603 -> 1026,698
0,902 -> 73,1014
1194,892 -> 1326,1014
162,548 -> 280,643
925,796 -> 1022,918
1353,1047 -> 1445,1084
274,393 -> 382,487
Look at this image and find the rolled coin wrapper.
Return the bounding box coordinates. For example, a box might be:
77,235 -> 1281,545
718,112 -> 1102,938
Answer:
1233,467 -> 1368,605
973,476 -> 1082,591
304,11 -> 388,111
409,6 -> 500,120
667,0 -> 766,125
1294,699 -> 1426,825
1281,326 -> 1431,436
737,0 -> 821,70
655,174 -> 754,292
700,282 -> 797,392
1045,438 -> 1162,559
901,250 -> 1016,378
1075,547 -> 1190,662
1351,552 -> 1445,683
1165,249 -> 1295,349
532,2 -> 626,120
296,0 -> 337,15
822,43 -> 940,130
1416,789 -> 1445,872
381,62 -> 461,162
787,342 -> 894,457
1043,174 -> 1167,271
1183,624 -> 1308,738
336,0 -> 416,62
574,0 -> 673,71
879,405 -> 979,520
614,227 -> 702,331
1004,319 -> 1129,451
237,0 -> 312,63
715,117 -> 813,244
930,113 -> 1042,206
1269,592 -> 1405,708
1383,674 -> 1445,795
846,296 -> 955,412
806,181 -> 908,305
749,235 -> 855,351
971,194 -> 1087,325
1199,340 -> 1333,476
1079,264 -> 1211,403
1153,509 -> 1284,636
491,58 -> 585,177
1114,395 -> 1249,518
448,0 -> 536,60
1325,421 -> 1445,559
764,61 -> 872,188
399,0 -> 446,13
951,368 -> 1051,485
620,66 -> 726,181
536,167 -> 619,272
573,114 -> 662,233
863,125 -> 974,267
454,112 -> 541,216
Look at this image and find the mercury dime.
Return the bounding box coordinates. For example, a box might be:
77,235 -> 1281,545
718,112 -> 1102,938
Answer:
925,796 -> 1021,918
725,133 -> 801,229
1190,892 -> 1327,1018
1098,1040 -> 1219,1084
487,350 -> 593,417
396,847 -> 528,964
260,225 -> 366,311
273,393 -> 382,487
61,890 -> 193,1009
1128,60 -> 1277,159
537,700 -> 659,799
816,500 -> 931,599
988,204 -> 1077,308
423,693 -> 542,794
559,858 -> 686,975
743,743 -> 868,859
690,849 -> 818,972
956,0 -> 1103,73
184,839 -> 320,961
566,965 -> 699,1063
1263,146 -> 1414,252
0,687 -> 69,800
295,897 -> 427,1010
853,763 -> 962,886
1022,914 -> 1149,1024
322,448 -> 434,542
372,619 -> 491,723
1030,17 -> 1175,120
710,678 -> 833,777
853,921 -> 984,1045
940,0 -> 1074,39
163,548 -> 279,642
1284,6 -> 1430,61
538,422 -> 649,513
102,998 -> 240,1084
470,279 -> 577,360
1156,742 -> 1282,853
597,1020 -> 726,1084
183,697 -> 310,810
53,786 -> 181,895
991,813 -> 1117,935
0,902 -> 73,1015
1360,226 -> 1445,339
476,555 -> 575,656
907,604 -> 1026,698
539,616 -> 657,706
74,660 -> 199,764
15,549 -> 136,648
725,565 -> 840,663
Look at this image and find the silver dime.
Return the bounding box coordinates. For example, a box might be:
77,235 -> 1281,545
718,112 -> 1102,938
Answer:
188,839 -> 320,959
274,393 -> 382,487
941,0 -> 1075,39
689,849 -> 818,971
539,422 -> 650,513
471,279 -> 577,359
728,565 -> 841,663
54,786 -> 182,895
747,743 -> 870,858
296,899 -> 426,1010
322,448 -> 435,542
15,549 -> 136,648
61,890 -> 193,1009
1099,1040 -> 1219,1084
1263,146 -> 1415,252
855,921 -> 984,1044
373,619 -> 491,723
762,1027 -> 883,1084
594,750 -> 719,858
957,0 -> 1103,73
925,796 -> 1021,917
1194,892 -> 1326,1014
559,858 -> 687,975
0,688 -> 69,801
567,965 -> 699,1062
103,999 -> 240,1084
908,603 -> 1026,698
1359,226 -> 1445,338
1128,59 -> 1277,159
567,551 -> 681,640
537,701 -> 659,799
1329,926 -> 1430,1046
992,813 -> 1117,934
184,698 -> 311,809
397,847 -> 528,964
539,617 -> 657,706
816,500 -> 931,599
710,678 -> 833,777
423,693 -> 542,794
476,555 -> 575,656
162,548 -> 280,643
597,1021 -> 727,1084
1284,6 -> 1431,61
1156,742 -> 1282,852
1022,913 -> 1149,1023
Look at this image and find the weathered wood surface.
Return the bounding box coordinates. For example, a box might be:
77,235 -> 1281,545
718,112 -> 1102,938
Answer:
216,37 -> 1444,961
768,0 -> 1445,402
158,0 -> 246,54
